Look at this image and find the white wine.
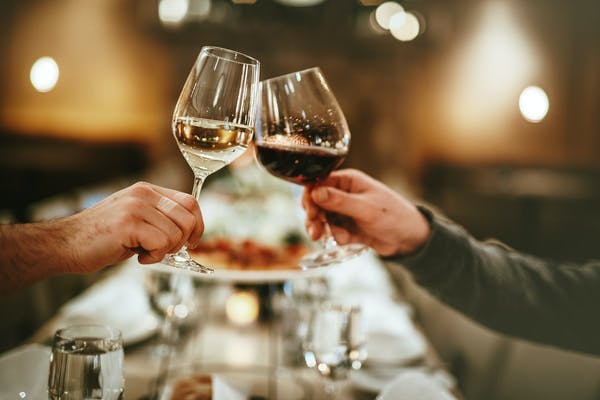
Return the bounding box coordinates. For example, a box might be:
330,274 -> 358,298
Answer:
174,117 -> 254,175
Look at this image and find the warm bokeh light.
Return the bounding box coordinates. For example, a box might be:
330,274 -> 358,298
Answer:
375,1 -> 404,30
159,0 -> 189,25
368,10 -> 387,35
519,86 -> 549,123
30,57 -> 59,93
225,290 -> 260,326
172,303 -> 190,319
438,1 -> 540,141
4,1 -> 173,142
390,11 -> 420,41
388,9 -> 406,32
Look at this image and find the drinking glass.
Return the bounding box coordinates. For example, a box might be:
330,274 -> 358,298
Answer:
302,303 -> 366,398
163,46 -> 260,273
144,270 -> 204,353
144,271 -> 206,399
254,67 -> 367,269
48,324 -> 124,400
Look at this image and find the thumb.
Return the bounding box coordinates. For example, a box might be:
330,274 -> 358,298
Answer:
311,186 -> 360,219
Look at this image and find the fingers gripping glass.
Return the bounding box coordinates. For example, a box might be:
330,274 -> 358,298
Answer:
254,67 -> 367,269
162,46 -> 260,273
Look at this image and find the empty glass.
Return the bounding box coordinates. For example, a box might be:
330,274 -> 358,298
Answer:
144,270 -> 204,354
48,324 -> 124,400
302,303 -> 366,398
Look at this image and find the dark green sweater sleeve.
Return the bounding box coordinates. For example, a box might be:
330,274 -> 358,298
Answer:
390,208 -> 600,356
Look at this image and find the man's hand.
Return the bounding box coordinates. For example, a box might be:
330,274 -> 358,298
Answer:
302,169 -> 430,257
0,182 -> 205,292
67,182 -> 204,272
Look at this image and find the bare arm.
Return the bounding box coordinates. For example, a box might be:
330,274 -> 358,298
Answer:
0,182 -> 204,293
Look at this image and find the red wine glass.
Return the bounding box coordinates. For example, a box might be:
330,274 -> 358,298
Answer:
254,67 -> 367,269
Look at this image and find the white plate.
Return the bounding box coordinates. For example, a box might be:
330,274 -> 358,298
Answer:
145,262 -> 339,283
0,344 -> 50,399
366,331 -> 427,367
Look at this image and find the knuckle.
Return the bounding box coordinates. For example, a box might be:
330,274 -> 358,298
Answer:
182,217 -> 195,234
125,197 -> 146,212
153,235 -> 169,251
129,181 -> 152,197
170,230 -> 184,247
175,192 -> 197,211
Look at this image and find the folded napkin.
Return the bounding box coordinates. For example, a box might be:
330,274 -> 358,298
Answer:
0,344 -> 51,399
377,369 -> 457,400
53,261 -> 158,345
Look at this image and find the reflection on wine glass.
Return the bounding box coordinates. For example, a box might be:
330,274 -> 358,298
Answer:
302,303 -> 366,399
163,46 -> 260,273
254,67 -> 367,269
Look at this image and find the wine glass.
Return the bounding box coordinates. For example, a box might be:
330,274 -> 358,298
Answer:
163,46 -> 260,273
254,67 -> 367,269
144,271 -> 204,353
302,303 -> 366,399
144,271 -> 206,399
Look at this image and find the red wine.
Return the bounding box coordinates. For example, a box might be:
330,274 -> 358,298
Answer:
255,142 -> 346,185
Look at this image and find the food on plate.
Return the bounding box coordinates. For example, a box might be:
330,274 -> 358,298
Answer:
168,374 -> 212,400
188,238 -> 309,271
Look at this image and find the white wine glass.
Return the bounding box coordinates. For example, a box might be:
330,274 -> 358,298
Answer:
254,67 -> 367,269
163,46 -> 260,273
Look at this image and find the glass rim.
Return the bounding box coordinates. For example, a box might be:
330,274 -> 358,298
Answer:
200,46 -> 260,66
261,66 -> 322,84
54,324 -> 122,342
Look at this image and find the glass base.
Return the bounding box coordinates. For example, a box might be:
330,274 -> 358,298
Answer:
162,250 -> 214,274
299,243 -> 368,269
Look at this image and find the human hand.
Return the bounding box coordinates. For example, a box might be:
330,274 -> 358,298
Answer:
65,182 -> 204,273
302,169 -> 430,257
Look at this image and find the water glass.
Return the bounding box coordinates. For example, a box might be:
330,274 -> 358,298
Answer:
48,324 -> 124,400
303,303 -> 366,398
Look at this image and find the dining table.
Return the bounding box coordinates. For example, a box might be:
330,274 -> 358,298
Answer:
2,171 -> 461,399
14,246 -> 461,400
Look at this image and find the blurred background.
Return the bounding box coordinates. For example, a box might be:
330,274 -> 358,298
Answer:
1,0 -> 599,399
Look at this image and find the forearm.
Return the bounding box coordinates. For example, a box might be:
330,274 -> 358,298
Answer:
390,209 -> 600,355
0,218 -> 80,292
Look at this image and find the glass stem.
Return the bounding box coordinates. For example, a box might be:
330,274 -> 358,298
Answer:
191,174 -> 207,201
320,213 -> 339,250
324,379 -> 340,400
